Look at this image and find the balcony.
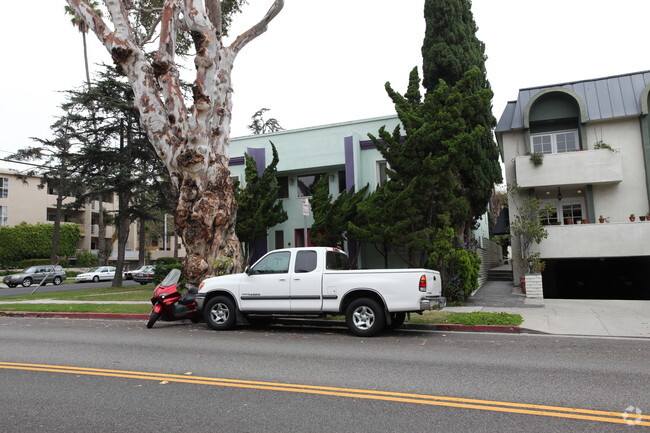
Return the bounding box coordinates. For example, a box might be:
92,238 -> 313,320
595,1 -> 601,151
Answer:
515,149 -> 622,188
530,221 -> 650,259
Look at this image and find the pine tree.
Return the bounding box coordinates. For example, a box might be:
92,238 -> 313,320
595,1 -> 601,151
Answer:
63,65 -> 172,285
309,177 -> 368,250
235,143 -> 288,266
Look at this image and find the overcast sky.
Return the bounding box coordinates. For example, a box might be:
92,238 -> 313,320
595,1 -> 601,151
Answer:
1,0 -> 649,168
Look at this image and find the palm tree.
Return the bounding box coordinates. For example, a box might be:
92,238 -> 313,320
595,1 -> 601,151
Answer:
64,1 -> 108,265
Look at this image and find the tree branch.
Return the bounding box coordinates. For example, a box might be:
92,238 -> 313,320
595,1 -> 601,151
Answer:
205,0 -> 222,41
229,0 -> 284,54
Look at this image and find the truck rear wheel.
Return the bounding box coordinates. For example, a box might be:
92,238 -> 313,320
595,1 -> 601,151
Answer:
205,296 -> 237,330
345,298 -> 385,337
387,312 -> 406,330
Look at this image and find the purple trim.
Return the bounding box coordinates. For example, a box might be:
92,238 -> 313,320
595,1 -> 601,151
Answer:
344,136 -> 355,192
229,156 -> 245,166
247,147 -> 266,176
359,136 -> 406,150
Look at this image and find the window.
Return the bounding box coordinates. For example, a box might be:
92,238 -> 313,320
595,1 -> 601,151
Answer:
294,250 -> 317,273
540,204 -> 558,225
562,201 -> 584,224
251,251 -> 291,274
294,228 -> 312,248
0,177 -> 8,198
297,174 -> 324,197
277,176 -> 289,198
531,130 -> 579,154
377,161 -> 389,186
0,206 -> 7,227
338,170 -> 347,194
326,251 -> 351,270
274,230 -> 284,250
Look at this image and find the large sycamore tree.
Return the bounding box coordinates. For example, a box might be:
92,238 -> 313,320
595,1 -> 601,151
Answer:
65,0 -> 284,281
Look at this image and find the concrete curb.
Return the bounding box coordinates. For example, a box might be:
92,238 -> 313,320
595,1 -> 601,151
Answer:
0,311 -> 524,334
0,311 -> 149,320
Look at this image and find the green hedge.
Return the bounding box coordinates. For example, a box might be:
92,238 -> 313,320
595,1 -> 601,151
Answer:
0,223 -> 81,266
153,264 -> 184,285
156,257 -> 179,265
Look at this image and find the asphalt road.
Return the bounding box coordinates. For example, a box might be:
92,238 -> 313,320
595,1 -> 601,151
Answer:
0,317 -> 648,432
0,279 -> 140,297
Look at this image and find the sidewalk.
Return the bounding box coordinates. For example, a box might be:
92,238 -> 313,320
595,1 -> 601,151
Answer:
2,282 -> 649,338
453,278 -> 650,338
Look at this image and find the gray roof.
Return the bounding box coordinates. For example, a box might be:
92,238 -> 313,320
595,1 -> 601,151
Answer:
496,70 -> 650,133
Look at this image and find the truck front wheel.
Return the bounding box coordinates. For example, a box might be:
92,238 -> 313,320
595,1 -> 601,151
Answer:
204,296 -> 237,331
345,298 -> 386,337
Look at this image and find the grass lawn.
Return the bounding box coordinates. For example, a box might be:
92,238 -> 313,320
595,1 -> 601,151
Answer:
0,285 -> 522,326
406,310 -> 523,326
0,303 -> 151,314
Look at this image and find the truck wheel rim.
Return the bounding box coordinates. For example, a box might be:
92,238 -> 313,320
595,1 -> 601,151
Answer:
210,303 -> 230,324
352,306 -> 374,330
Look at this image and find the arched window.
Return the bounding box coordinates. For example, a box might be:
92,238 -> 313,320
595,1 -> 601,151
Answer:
528,92 -> 582,154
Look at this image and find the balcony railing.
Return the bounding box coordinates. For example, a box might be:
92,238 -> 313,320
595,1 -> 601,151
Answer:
515,149 -> 623,188
531,220 -> 650,259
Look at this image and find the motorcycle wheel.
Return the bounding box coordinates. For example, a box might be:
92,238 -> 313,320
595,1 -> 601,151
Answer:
146,311 -> 161,329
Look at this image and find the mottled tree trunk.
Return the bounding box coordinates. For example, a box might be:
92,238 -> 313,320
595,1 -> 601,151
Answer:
65,0 -> 284,282
138,218 -> 146,265
113,190 -> 130,287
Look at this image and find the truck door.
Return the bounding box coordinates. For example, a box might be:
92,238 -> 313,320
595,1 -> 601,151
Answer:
238,251 -> 291,311
290,250 -> 323,311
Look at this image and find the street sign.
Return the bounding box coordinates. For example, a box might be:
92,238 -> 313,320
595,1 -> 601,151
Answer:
302,197 -> 310,216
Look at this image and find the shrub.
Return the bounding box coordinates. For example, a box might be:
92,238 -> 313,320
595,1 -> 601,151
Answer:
428,227 -> 481,303
156,257 -> 178,265
0,222 -> 81,266
18,258 -> 51,268
76,249 -> 98,267
153,264 -> 184,285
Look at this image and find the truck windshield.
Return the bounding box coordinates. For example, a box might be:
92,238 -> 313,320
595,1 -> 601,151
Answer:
326,251 -> 351,270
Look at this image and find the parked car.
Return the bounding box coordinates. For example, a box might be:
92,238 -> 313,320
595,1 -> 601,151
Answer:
3,265 -> 67,288
133,265 -> 156,285
75,266 -> 116,283
123,265 -> 148,280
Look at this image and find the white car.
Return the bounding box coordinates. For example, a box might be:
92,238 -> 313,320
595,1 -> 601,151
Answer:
75,266 -> 116,283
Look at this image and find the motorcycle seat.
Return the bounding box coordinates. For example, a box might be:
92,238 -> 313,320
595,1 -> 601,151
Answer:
179,287 -> 198,305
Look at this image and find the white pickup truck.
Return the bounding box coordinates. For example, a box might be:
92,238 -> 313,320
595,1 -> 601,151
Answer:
196,247 -> 446,336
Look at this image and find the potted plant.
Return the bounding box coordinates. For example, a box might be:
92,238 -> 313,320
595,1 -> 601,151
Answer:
581,218 -> 589,224
630,214 -> 636,222
599,215 -> 605,223
566,218 -> 574,225
594,140 -> 620,153
641,215 -> 647,222
528,152 -> 544,166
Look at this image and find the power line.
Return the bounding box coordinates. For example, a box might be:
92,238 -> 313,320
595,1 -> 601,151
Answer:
0,158 -> 47,169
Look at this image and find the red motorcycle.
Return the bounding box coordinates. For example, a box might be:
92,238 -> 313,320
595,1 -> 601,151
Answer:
146,268 -> 201,328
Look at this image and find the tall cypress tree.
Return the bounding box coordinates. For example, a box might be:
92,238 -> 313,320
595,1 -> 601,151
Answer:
421,0 -> 502,240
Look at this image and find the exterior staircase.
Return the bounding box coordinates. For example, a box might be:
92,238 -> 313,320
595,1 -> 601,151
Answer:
487,266 -> 513,282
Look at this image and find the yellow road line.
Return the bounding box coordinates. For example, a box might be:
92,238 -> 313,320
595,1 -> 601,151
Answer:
0,362 -> 647,426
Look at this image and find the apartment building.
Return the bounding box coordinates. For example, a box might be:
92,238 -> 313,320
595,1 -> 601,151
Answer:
228,115 -> 499,273
496,71 -> 650,299
0,168 -> 117,254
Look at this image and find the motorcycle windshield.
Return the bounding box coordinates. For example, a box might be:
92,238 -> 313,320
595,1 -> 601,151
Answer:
159,268 -> 182,287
